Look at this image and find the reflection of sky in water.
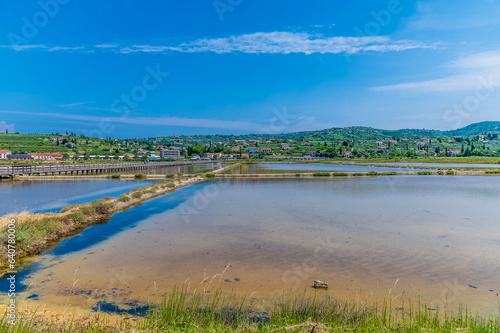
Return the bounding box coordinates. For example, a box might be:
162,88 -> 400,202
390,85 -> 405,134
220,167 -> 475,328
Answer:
116,163 -> 224,175
227,162 -> 436,173
357,162 -> 500,168
0,180 -> 157,215
3,177 -> 500,315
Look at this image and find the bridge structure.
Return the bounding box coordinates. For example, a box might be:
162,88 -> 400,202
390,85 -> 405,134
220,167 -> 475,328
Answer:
0,161 -> 215,178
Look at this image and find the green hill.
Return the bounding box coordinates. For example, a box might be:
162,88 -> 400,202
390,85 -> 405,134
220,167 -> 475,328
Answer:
446,121 -> 500,136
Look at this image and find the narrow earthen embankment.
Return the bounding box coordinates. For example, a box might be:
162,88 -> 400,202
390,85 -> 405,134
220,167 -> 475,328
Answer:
0,164 -> 239,269
0,177 -> 206,269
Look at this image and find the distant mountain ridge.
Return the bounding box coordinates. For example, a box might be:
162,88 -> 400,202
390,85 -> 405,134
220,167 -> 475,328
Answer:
154,121 -> 500,144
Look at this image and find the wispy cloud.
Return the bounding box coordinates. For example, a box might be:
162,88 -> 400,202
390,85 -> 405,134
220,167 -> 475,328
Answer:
370,50 -> 500,92
0,31 -> 434,55
0,111 -> 264,131
95,44 -> 118,48
48,46 -> 85,52
170,32 -> 433,55
59,101 -> 94,108
0,44 -> 48,51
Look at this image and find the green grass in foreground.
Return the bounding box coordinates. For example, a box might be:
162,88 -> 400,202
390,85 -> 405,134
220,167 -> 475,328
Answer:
2,287 -> 499,332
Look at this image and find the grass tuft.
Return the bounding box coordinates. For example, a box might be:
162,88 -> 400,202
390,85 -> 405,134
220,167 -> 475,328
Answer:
313,172 -> 331,177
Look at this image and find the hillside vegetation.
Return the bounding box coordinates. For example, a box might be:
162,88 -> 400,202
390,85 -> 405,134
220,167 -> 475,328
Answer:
1,121 -> 500,161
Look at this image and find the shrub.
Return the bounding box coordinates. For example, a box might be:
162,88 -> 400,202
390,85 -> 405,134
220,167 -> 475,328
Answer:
65,211 -> 86,223
111,174 -> 121,179
131,191 -> 143,199
90,197 -> 114,206
367,171 -> 378,176
81,206 -> 96,215
352,173 -> 364,176
417,171 -> 433,175
437,171 -> 444,175
205,173 -> 216,178
93,202 -> 114,215
166,182 -> 175,188
380,172 -> 397,176
59,203 -> 81,213
295,173 -> 301,177
313,172 -> 331,177
165,173 -> 175,178
485,169 -> 500,174
446,170 -> 455,175
118,195 -> 131,203
332,172 -> 348,177
135,173 -> 146,179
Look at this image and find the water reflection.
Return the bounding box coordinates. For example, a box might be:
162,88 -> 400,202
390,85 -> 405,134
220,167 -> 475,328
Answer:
225,162 -> 435,174
2,177 -> 500,316
0,180 -> 157,215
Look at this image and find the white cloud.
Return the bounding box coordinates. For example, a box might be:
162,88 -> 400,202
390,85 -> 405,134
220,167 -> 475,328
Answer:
119,45 -> 182,54
0,31 -> 434,56
95,44 -> 118,48
0,111 -> 263,131
59,101 -> 94,107
448,50 -> 500,69
176,32 -> 433,55
370,50 -> 500,92
0,110 -> 337,133
0,44 -> 48,51
48,46 -> 85,52
0,121 -> 15,132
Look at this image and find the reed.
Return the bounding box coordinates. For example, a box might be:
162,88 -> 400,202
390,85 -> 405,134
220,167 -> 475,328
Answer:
2,287 -> 499,332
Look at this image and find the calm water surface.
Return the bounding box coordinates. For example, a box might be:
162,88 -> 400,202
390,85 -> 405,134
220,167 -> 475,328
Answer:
226,163 -> 434,174
2,177 -> 500,315
114,163 -> 225,175
357,162 -> 500,169
0,180 -> 156,215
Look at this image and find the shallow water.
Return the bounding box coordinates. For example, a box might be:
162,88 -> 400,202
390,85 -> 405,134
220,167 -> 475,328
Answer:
2,177 -> 500,315
111,163 -> 224,175
357,162 -> 500,169
225,162 -> 434,174
0,180 -> 157,215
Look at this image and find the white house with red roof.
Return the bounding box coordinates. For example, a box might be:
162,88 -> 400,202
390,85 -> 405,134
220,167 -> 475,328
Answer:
0,149 -> 11,159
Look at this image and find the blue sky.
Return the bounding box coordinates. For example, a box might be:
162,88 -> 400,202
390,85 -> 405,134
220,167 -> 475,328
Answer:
1,0 -> 500,138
